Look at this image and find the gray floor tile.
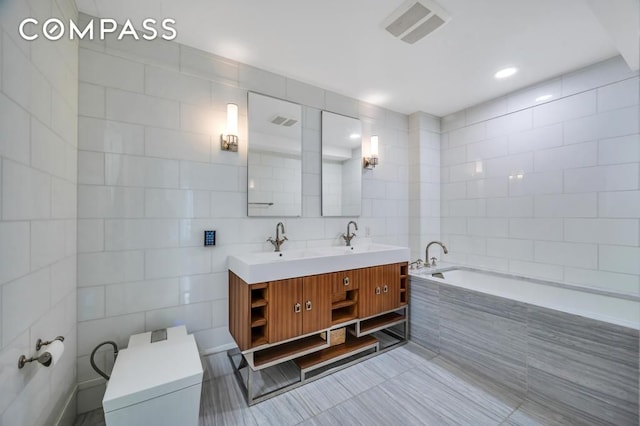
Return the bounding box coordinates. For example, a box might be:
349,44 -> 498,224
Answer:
294,410 -> 339,426
249,391 -> 313,426
331,359 -> 387,397
358,351 -> 412,379
75,338 -> 628,426
200,374 -> 257,426
428,356 -> 523,414
329,385 -> 427,426
202,351 -> 235,381
402,341 -> 439,360
288,375 -> 353,416
503,400 -> 593,426
381,368 -> 506,425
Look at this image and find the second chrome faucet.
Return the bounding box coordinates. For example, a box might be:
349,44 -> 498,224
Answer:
267,222 -> 287,252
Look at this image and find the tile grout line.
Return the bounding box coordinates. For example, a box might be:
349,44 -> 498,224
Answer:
498,401 -> 524,425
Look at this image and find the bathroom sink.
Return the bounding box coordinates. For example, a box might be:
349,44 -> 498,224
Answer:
228,244 -> 409,284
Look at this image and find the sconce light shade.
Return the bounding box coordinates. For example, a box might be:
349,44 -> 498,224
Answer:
370,135 -> 378,157
363,135 -> 379,169
221,103 -> 239,152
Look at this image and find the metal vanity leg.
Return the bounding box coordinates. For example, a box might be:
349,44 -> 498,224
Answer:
247,364 -> 254,405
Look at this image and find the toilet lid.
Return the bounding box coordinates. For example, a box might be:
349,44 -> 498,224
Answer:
102,334 -> 203,413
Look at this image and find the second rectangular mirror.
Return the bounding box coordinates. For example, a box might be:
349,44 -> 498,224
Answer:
321,111 -> 362,217
248,92 -> 302,217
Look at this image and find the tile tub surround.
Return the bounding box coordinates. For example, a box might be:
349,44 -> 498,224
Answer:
75,13 -> 410,412
0,0 -> 79,424
440,56 -> 640,295
409,274 -> 640,425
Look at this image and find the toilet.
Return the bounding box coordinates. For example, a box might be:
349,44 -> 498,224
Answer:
102,326 -> 203,426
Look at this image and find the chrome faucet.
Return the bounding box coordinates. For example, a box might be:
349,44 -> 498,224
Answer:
342,221 -> 358,247
426,241 -> 448,267
267,222 -> 288,252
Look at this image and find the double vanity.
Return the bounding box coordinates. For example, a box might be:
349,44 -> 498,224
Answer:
227,244 -> 410,404
228,92 -> 410,404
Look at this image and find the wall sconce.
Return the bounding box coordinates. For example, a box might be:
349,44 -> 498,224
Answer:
363,135 -> 379,169
221,103 -> 239,152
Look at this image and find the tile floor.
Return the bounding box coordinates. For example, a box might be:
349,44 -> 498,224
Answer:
74,343 -> 589,426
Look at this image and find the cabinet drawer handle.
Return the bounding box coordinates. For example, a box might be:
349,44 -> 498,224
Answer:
343,277 -> 350,286
305,300 -> 312,311
375,286 -> 381,295
294,303 -> 301,313
383,285 -> 388,293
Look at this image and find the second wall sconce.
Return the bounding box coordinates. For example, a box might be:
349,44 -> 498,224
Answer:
363,135 -> 379,169
221,103 -> 239,152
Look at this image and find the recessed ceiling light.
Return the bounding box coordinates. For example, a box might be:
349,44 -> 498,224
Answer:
494,67 -> 518,79
535,94 -> 553,102
349,133 -> 361,139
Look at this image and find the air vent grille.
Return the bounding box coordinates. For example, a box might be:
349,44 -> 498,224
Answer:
271,116 -> 287,125
270,116 -> 298,127
383,0 -> 450,44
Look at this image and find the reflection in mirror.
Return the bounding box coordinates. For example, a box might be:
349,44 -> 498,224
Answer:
321,111 -> 362,217
247,92 -> 302,217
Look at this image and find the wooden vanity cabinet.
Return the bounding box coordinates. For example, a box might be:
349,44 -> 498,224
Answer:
268,276 -> 332,344
229,262 -> 407,351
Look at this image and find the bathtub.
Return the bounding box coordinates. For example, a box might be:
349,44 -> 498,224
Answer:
409,265 -> 640,425
411,266 -> 640,329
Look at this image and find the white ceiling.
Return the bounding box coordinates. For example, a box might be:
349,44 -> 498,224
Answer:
76,0 -> 637,117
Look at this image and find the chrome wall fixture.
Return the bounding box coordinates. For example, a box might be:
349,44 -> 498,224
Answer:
221,103 -> 239,152
363,135 -> 379,169
18,336 -> 65,369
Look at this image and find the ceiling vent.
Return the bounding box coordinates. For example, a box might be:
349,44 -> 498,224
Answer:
383,0 -> 450,44
270,116 -> 298,127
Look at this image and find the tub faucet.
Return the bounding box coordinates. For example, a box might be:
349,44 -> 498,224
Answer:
426,241 -> 448,267
267,222 -> 287,252
342,221 -> 358,246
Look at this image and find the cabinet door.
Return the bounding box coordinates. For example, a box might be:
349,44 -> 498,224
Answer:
359,266 -> 383,318
268,278 -> 303,343
302,275 -> 332,335
380,264 -> 400,312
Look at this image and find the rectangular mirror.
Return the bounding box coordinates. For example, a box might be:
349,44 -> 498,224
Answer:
247,92 -> 302,217
321,111 -> 362,217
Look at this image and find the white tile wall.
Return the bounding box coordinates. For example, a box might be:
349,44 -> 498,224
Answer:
408,112 -> 441,259
0,0 -> 78,424
441,58 -> 640,295
76,22 -> 411,412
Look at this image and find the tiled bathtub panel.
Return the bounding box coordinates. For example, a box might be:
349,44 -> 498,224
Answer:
528,367 -> 634,426
439,285 -> 528,322
527,306 -> 639,368
408,279 -> 440,352
527,306 -> 639,426
439,287 -> 528,396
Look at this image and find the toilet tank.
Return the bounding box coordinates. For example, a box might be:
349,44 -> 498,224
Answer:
102,326 -> 203,426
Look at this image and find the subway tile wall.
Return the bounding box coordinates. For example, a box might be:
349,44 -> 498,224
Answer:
0,0 -> 79,424
440,57 -> 640,295
75,14 -> 410,412
408,112 -> 442,261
